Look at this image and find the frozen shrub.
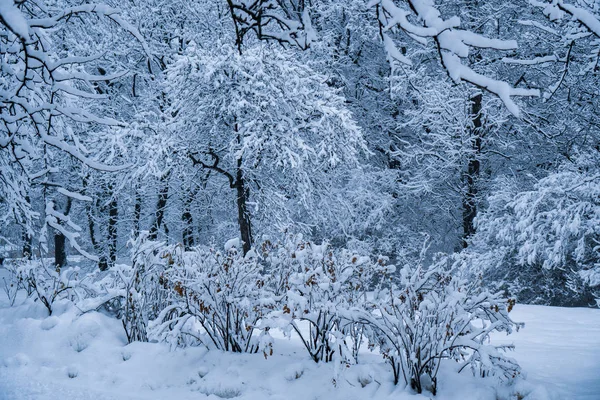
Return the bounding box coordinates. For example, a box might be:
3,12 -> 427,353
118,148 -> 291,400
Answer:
360,245 -> 522,395
3,258 -> 80,315
265,235 -> 374,363
2,253 -> 131,318
149,240 -> 273,354
122,233 -> 172,343
2,259 -> 27,306
124,233 -> 523,396
471,154 -> 600,307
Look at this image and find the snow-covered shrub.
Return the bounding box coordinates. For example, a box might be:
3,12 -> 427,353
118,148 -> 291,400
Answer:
73,264 -> 131,316
145,234 -> 376,361
122,234 -> 172,343
149,240 -> 274,354
472,153 -> 600,307
3,258 -> 81,315
1,253 -> 135,321
359,246 -> 522,395
265,235 -> 375,363
2,255 -> 129,316
2,259 -> 27,306
122,233 -> 523,396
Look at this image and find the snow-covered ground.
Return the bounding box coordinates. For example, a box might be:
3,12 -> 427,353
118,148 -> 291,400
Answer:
491,305 -> 600,400
0,290 -> 598,400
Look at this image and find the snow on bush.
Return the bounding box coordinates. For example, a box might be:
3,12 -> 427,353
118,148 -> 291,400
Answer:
352,243 -> 522,395
2,258 -> 81,314
121,234 -> 172,343
146,238 -> 274,354
1,233 -> 524,395
122,234 -> 522,395
264,235 -> 374,364
129,233 -> 376,362
1,255 -> 129,316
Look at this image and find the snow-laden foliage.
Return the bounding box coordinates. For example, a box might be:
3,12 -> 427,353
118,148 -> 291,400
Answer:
135,233 -> 376,360
4,2 -> 600,396
81,233 -> 523,395
120,234 -> 173,343
471,152 -> 600,306
0,0 -> 147,246
225,0 -> 316,51
0,255 -> 127,315
369,0 -> 539,116
264,235 -> 377,363
166,42 -> 365,182
351,243 -> 522,395
148,241 -> 274,354
0,258 -> 79,314
164,41 -> 366,252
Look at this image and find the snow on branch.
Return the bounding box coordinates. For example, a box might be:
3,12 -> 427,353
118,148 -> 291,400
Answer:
44,201 -> 99,262
502,55 -> 559,65
1,0 -> 145,260
536,0 -> 600,39
27,4 -> 151,56
0,0 -> 29,39
370,0 -> 540,117
226,0 -> 316,51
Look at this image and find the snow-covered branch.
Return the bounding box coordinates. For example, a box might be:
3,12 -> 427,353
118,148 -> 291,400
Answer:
370,0 -> 540,116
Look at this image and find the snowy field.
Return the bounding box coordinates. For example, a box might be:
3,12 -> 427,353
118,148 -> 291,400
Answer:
0,288 -> 598,400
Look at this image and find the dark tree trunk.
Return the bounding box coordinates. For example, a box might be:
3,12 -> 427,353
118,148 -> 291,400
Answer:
22,231 -> 32,259
149,172 -> 170,241
22,196 -> 32,259
182,191 -> 195,251
83,176 -> 108,271
90,198 -> 108,271
54,197 -> 72,269
54,233 -> 66,269
462,93 -> 483,248
236,159 -> 252,255
187,123 -> 251,254
133,187 -> 142,239
107,185 -> 118,267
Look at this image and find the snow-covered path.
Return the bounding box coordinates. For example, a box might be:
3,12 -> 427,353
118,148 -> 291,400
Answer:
495,305 -> 600,400
0,301 -> 598,400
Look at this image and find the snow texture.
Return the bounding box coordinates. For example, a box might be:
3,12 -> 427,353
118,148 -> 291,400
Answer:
0,266 -> 598,400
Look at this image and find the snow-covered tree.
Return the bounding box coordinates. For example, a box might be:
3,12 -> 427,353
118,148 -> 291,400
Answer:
166,42 -> 366,254
469,149 -> 600,306
0,0 -> 148,263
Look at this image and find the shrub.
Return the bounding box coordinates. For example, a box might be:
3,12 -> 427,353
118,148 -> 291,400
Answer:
122,234 -> 172,343
265,235 -> 374,363
3,258 -> 80,315
359,247 -> 522,395
148,241 -> 273,354
111,233 -> 523,396
471,154 -> 600,307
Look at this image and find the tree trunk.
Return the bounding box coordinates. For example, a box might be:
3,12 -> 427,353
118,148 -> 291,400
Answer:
54,197 -> 72,269
182,191 -> 195,251
462,93 -> 483,248
83,176 -> 108,271
133,187 -> 142,239
22,196 -> 32,259
149,172 -> 170,241
236,159 -> 252,255
54,233 -> 66,269
22,231 -> 32,259
107,185 -> 118,267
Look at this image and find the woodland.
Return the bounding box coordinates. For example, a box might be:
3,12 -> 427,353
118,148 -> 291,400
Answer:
1,0 -> 600,398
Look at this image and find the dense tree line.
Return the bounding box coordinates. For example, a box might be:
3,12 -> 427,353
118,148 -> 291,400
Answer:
1,0 -> 599,307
